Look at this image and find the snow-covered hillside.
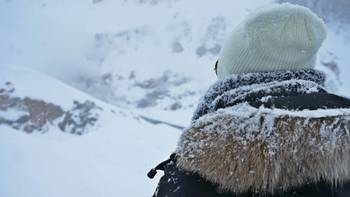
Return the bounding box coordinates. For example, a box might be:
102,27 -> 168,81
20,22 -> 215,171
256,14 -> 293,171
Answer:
0,67 -> 180,197
0,0 -> 276,124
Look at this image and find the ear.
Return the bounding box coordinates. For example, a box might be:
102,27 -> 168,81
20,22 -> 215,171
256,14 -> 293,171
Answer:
214,60 -> 219,77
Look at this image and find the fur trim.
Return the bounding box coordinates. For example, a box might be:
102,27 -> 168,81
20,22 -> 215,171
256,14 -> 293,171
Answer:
177,104 -> 350,194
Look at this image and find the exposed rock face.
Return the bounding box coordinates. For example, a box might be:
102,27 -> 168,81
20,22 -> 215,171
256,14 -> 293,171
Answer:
77,11 -> 228,113
0,82 -> 101,135
58,100 -> 101,135
75,70 -> 197,111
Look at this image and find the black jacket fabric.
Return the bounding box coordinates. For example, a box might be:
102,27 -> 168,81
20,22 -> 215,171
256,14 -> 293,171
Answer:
153,160 -> 350,197
150,69 -> 350,197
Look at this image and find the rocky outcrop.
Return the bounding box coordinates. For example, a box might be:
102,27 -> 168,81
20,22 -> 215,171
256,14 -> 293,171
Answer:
0,82 -> 101,135
58,100 -> 101,135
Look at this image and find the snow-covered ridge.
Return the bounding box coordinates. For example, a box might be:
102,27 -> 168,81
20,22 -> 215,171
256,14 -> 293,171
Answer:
0,67 -> 186,134
0,67 -> 105,135
0,81 -> 101,135
0,67 -> 181,197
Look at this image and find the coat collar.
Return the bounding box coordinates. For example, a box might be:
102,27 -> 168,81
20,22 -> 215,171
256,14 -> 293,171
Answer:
192,69 -> 326,121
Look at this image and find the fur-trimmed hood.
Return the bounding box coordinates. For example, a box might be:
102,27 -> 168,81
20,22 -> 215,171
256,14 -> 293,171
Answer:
176,69 -> 350,194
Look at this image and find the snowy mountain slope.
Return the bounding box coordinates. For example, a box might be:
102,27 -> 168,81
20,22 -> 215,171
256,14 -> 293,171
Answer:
0,0 -> 275,126
0,67 -> 180,197
73,0 -> 276,119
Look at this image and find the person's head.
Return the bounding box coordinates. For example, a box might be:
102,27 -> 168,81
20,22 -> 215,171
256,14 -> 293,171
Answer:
216,3 -> 327,79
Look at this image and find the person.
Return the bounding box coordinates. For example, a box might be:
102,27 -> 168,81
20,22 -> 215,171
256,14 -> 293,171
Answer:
148,3 -> 350,197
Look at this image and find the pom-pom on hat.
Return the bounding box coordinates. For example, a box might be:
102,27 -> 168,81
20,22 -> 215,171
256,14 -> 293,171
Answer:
217,3 -> 327,79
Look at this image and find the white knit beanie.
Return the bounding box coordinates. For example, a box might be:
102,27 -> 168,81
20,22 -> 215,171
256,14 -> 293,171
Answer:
217,3 -> 327,79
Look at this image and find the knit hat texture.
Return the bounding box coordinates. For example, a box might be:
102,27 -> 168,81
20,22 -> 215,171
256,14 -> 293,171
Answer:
217,3 -> 327,79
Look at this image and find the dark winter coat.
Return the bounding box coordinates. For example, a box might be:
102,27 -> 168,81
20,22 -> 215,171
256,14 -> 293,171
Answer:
150,69 -> 350,197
